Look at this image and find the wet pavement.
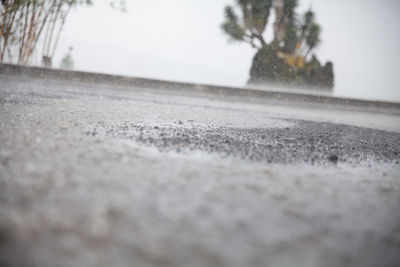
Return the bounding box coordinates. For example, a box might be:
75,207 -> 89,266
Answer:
0,74 -> 400,267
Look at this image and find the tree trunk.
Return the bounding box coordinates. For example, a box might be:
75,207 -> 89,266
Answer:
0,0 -> 10,62
19,3 -> 30,64
45,2 -> 62,56
25,0 -> 47,64
1,4 -> 18,62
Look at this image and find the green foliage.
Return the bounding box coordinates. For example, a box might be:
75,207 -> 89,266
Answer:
239,0 -> 272,35
222,0 -> 333,89
221,0 -> 273,48
221,6 -> 245,41
305,22 -> 321,53
304,9 -> 314,28
249,44 -> 282,83
283,21 -> 298,53
221,0 -> 321,55
283,0 -> 297,19
249,47 -> 334,88
65,0 -> 93,7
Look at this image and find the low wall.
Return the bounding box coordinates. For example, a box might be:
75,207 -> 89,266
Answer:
1,63 -> 399,114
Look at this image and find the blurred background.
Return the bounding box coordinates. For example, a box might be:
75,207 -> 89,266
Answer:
3,0 -> 400,102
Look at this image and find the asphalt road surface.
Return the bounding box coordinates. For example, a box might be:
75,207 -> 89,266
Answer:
1,73 -> 400,267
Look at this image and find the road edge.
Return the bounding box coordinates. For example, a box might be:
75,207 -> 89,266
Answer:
1,63 -> 399,114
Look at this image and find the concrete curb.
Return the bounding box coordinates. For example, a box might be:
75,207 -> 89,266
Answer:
1,63 -> 399,113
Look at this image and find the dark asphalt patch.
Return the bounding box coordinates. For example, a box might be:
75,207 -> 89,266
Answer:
91,120 -> 400,165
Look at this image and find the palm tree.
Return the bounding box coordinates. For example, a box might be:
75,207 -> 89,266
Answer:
221,0 -> 333,88
222,0 -> 309,55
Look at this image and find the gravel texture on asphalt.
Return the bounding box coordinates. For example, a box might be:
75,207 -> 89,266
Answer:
90,120 -> 399,165
0,75 -> 400,267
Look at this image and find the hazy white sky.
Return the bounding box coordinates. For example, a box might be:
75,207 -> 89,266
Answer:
51,0 -> 400,102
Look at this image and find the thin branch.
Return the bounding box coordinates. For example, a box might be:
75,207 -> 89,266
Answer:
19,3 -> 30,63
26,0 -> 46,62
51,4 -> 71,58
46,1 -> 62,56
42,0 -> 58,56
0,0 -> 10,61
22,1 -> 37,64
1,3 -> 18,61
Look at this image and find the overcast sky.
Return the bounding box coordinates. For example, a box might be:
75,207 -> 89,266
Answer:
50,0 -> 400,102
